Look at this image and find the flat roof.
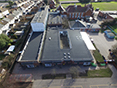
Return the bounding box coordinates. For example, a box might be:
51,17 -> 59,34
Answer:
41,27 -> 93,62
31,6 -> 48,23
21,32 -> 43,61
80,32 -> 95,50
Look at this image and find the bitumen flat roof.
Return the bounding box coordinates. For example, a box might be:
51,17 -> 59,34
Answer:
21,32 -> 43,61
31,6 -> 48,23
41,27 -> 93,62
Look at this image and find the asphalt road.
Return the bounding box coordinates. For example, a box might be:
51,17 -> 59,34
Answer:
32,78 -> 117,88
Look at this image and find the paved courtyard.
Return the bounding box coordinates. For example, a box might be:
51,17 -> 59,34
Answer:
13,63 -> 96,80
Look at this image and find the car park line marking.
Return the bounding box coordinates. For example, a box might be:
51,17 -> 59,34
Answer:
111,84 -> 117,86
90,84 -> 109,88
44,85 -> 83,88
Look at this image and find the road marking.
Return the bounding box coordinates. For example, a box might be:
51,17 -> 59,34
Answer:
90,84 -> 117,88
43,85 -> 83,88
111,84 -> 117,86
90,84 -> 108,88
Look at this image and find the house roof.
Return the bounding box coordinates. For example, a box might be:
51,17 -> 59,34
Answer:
0,23 -> 4,29
41,27 -> 93,62
66,4 -> 93,13
0,7 -> 8,12
48,14 -> 62,24
56,4 -> 65,11
0,20 -> 8,25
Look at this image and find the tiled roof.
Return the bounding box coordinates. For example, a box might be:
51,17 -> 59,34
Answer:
0,20 -> 8,25
56,4 -> 65,11
66,4 -> 93,13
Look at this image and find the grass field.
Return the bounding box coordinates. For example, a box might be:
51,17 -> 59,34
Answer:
57,2 -> 117,10
87,67 -> 112,77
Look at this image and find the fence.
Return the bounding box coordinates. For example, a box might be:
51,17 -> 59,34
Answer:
107,25 -> 117,35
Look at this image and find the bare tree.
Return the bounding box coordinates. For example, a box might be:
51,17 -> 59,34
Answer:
69,66 -> 80,78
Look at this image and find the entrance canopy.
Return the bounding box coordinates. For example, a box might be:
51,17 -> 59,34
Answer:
80,32 -> 95,50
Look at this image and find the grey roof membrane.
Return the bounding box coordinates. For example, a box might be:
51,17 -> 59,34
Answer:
21,32 -> 43,61
41,27 -> 93,62
31,6 -> 48,23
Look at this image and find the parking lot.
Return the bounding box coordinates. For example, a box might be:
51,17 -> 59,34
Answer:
89,32 -> 117,59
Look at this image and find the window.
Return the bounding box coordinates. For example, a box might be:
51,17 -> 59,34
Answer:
69,13 -> 71,18
81,13 -> 83,18
78,13 -> 80,19
75,13 -> 77,18
72,13 -> 74,18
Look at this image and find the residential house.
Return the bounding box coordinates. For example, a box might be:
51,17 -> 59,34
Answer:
66,4 -> 93,20
0,20 -> 9,34
56,4 -> 67,17
49,0 -> 56,9
0,7 -> 9,18
98,11 -> 115,22
12,0 -> 29,8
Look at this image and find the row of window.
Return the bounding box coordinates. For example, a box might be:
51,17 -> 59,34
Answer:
69,13 -> 84,18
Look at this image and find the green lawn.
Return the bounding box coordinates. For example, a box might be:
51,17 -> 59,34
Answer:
93,44 -> 104,62
58,2 -> 117,10
87,68 -> 112,77
111,25 -> 117,33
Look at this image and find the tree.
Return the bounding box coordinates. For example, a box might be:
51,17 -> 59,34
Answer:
69,66 -> 80,78
0,34 -> 10,50
43,0 -> 48,4
55,0 -> 59,4
79,0 -> 91,3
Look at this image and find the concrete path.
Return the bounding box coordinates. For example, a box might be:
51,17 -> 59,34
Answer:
32,78 -> 117,88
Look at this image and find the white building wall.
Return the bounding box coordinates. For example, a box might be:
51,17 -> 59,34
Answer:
0,13 -> 3,18
2,10 -> 9,16
31,23 -> 45,32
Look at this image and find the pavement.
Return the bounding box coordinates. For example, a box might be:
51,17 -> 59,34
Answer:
13,63 -> 96,80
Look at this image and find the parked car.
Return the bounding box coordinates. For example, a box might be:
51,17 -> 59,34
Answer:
44,63 -> 52,67
104,30 -> 115,39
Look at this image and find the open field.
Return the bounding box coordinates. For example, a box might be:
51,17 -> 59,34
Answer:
57,2 -> 117,10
